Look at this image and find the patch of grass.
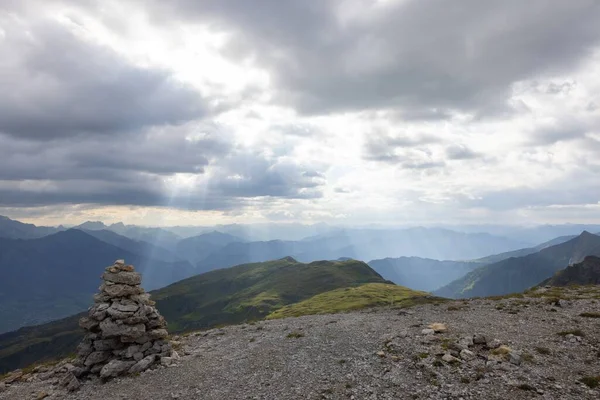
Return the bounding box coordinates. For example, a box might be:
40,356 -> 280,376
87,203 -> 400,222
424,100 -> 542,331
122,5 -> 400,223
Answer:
517,383 -> 536,391
557,329 -> 585,337
490,345 -> 511,356
580,312 -> 600,318
267,283 -> 433,319
418,352 -> 429,359
440,338 -> 451,350
486,293 -> 524,301
286,331 -> 304,339
432,359 -> 444,367
522,352 -> 534,363
534,347 -> 551,355
580,376 -> 600,389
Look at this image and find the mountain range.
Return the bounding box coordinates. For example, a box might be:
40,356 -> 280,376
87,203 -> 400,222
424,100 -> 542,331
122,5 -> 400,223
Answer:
434,231 -> 600,298
2,215 -> 600,336
0,230 -> 195,334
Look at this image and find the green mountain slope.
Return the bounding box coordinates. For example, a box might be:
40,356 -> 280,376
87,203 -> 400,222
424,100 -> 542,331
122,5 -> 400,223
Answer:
154,257 -> 388,331
434,231 -> 600,298
540,255 -> 600,286
0,257 -> 390,373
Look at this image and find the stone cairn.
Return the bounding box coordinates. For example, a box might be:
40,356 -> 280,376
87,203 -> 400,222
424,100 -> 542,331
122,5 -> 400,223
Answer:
74,260 -> 175,381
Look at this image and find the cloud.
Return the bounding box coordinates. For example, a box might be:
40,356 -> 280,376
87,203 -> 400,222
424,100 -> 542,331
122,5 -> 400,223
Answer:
364,130 -> 442,163
445,144 -> 479,160
0,11 -> 207,140
0,127 -> 327,210
528,118 -> 593,146
144,0 -> 600,117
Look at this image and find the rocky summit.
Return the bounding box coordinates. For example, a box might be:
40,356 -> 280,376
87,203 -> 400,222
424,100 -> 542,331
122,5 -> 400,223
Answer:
65,260 -> 176,387
1,285 -> 599,399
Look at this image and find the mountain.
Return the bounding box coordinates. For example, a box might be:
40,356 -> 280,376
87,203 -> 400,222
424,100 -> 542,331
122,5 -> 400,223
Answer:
74,221 -> 182,250
367,257 -> 484,292
191,228 -> 528,276
0,230 -> 195,334
539,255 -> 600,286
107,224 -> 182,250
154,257 -> 389,331
298,227 -> 530,261
82,229 -> 182,263
176,231 -> 244,264
0,257 -> 401,373
434,231 -> 600,298
75,221 -> 108,230
0,215 -> 63,239
473,234 -> 577,264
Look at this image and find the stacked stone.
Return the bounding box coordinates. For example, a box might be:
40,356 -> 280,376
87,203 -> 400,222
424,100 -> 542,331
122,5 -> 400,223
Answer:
74,260 -> 173,380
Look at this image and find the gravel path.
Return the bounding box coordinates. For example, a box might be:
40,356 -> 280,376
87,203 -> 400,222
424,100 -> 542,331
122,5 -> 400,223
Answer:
2,290 -> 600,399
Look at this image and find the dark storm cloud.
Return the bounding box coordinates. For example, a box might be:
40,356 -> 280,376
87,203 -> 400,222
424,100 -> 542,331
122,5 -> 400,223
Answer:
0,130 -> 327,209
144,0 -> 600,117
0,125 -> 231,181
0,13 -> 207,140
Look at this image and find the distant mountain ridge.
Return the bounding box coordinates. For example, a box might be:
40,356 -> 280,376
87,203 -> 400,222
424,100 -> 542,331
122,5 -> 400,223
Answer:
0,230 -> 196,334
0,215 -> 64,239
367,257 -> 483,292
434,231 -> 600,298
540,255 -> 600,286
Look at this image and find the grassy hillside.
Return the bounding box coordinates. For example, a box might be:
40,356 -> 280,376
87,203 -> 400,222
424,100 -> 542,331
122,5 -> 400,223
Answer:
0,257 -> 389,373
435,231 -> 600,298
267,283 -> 438,319
154,257 -> 388,332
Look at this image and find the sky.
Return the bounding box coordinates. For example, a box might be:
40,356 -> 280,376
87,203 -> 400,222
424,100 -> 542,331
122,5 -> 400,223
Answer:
1,0 -> 599,227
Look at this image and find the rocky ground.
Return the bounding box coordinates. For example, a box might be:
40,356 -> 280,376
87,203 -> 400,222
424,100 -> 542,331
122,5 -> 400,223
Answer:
1,286 -> 599,400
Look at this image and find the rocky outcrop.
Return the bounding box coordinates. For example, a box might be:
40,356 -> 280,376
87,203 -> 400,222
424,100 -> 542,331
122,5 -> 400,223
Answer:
73,260 -> 175,381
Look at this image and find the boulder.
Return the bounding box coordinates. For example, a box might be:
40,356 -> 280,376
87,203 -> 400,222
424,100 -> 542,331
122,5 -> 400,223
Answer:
99,319 -> 146,338
473,334 -> 487,345
100,360 -> 136,379
84,351 -> 111,366
101,283 -> 144,298
102,272 -> 142,286
129,355 -> 156,374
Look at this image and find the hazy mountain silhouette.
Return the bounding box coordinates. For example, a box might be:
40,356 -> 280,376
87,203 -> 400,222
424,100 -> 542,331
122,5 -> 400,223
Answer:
367,257 -> 484,292
434,231 -> 600,298
0,215 -> 64,239
0,230 -> 195,333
